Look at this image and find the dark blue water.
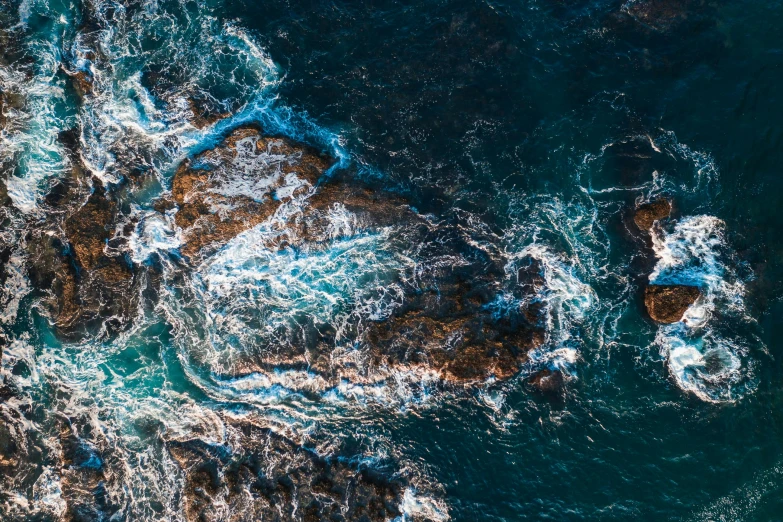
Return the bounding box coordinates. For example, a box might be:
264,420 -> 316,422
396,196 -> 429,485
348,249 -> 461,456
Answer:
1,0 -> 783,520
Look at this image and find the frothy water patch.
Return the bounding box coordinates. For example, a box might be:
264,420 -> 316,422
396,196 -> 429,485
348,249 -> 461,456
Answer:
398,488 -> 451,522
1,36 -> 74,214
501,194 -> 607,376
129,207 -> 182,263
192,226 -> 407,366
650,215 -> 758,402
510,244 -> 596,372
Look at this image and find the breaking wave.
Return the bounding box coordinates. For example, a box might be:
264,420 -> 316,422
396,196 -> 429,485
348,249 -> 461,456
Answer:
650,215 -> 759,402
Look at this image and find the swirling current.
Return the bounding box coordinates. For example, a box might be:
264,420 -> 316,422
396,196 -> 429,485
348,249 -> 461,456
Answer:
0,0 -> 782,520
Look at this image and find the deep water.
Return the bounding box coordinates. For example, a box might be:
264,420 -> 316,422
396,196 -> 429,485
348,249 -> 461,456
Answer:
2,0 -> 783,520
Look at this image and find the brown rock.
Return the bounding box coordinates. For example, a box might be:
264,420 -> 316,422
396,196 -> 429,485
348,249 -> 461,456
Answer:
27,171 -> 141,338
0,88 -> 23,132
279,179 -> 417,248
64,178 -> 116,270
74,70 -> 93,97
166,418 -> 405,522
363,234 -> 546,384
170,125 -> 334,258
644,284 -> 700,323
57,417 -> 119,520
634,198 -> 671,231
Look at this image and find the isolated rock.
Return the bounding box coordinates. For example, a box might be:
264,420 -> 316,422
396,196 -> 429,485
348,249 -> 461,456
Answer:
634,198 -> 671,231
644,284 -> 700,323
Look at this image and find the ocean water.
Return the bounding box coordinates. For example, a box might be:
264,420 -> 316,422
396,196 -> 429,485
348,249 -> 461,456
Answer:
1,0 -> 783,520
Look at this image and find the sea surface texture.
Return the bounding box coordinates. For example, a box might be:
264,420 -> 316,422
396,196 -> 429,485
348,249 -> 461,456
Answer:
0,0 -> 781,520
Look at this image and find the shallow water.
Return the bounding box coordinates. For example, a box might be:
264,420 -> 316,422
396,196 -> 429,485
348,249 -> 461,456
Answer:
1,0 -> 783,520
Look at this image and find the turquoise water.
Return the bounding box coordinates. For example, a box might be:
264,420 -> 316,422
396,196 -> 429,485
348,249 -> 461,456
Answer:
1,0 -> 783,520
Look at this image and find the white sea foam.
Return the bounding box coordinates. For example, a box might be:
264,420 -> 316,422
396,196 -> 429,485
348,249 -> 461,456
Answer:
0,39 -> 72,214
129,208 -> 182,263
0,2 -> 450,519
650,216 -> 757,402
0,252 -> 30,325
501,194 -> 603,375
31,467 -> 66,518
398,488 -> 451,522
194,225 -> 406,355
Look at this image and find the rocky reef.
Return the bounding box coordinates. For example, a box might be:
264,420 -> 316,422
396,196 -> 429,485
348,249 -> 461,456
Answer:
167,418 -> 407,522
0,119 -> 547,519
169,125 -> 335,259
156,126 -> 548,387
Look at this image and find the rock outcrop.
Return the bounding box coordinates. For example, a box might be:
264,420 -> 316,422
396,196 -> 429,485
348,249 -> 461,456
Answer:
66,68 -> 94,98
162,126 -> 549,385
166,419 -> 406,522
364,235 -> 546,383
26,131 -> 141,339
170,125 -> 334,258
634,198 -> 671,231
644,284 -> 701,323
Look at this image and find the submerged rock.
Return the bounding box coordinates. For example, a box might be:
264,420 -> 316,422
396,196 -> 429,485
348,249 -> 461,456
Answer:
623,0 -> 699,32
170,125 -> 335,258
166,419 -> 406,522
605,138 -> 657,186
528,368 -> 565,395
644,284 -> 701,323
634,198 -> 671,231
57,417 -> 119,521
